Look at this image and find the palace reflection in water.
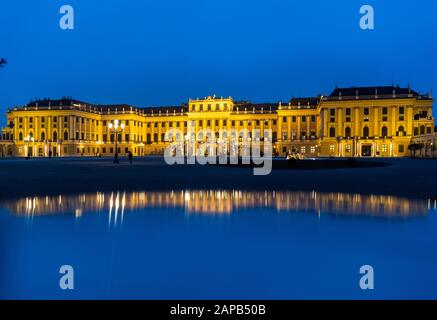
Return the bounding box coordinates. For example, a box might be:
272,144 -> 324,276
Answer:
1,190 -> 435,223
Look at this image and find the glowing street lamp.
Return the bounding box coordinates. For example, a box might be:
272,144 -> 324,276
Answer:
24,134 -> 34,160
108,120 -> 125,163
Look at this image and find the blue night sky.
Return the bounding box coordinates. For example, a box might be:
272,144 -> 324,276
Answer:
1,0 -> 436,125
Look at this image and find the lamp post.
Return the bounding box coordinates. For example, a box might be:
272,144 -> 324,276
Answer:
108,120 -> 125,163
24,135 -> 34,159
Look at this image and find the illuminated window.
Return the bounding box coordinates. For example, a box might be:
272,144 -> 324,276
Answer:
310,146 -> 316,154
398,126 -> 405,136
381,144 -> 388,152
301,146 -> 306,154
345,144 -> 351,153
399,107 -> 405,121
329,145 -> 335,153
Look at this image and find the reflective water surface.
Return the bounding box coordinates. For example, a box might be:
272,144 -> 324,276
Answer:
0,190 -> 436,299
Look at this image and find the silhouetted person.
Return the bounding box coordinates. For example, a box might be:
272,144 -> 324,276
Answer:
128,151 -> 133,164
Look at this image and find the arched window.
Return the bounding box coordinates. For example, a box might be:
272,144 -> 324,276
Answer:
345,127 -> 351,137
420,125 -> 425,135
363,127 -> 369,137
153,133 -> 158,142
329,127 -> 336,138
64,131 -> 68,141
381,126 -> 388,137
146,134 -> 151,143
41,132 -> 45,141
53,131 -> 58,141
398,126 -> 405,135
19,132 -> 23,141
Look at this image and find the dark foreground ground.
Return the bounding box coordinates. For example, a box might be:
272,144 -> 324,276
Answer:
0,156 -> 435,200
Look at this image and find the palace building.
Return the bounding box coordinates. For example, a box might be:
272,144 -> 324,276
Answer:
0,85 -> 435,158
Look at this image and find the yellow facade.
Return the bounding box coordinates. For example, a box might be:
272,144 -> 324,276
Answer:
0,86 -> 434,158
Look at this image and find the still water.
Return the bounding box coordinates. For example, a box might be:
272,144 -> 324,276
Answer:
0,190 -> 436,299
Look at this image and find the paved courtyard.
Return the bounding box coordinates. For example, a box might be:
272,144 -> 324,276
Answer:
0,156 -> 436,200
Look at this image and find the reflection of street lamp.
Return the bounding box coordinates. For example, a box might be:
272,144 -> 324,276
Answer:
108,120 -> 125,163
58,139 -> 63,157
139,142 -> 144,156
24,135 -> 34,159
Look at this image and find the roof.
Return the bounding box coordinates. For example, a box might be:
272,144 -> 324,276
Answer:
142,105 -> 188,115
234,102 -> 278,112
26,98 -> 92,108
95,104 -> 140,112
289,97 -> 320,107
329,86 -> 419,97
